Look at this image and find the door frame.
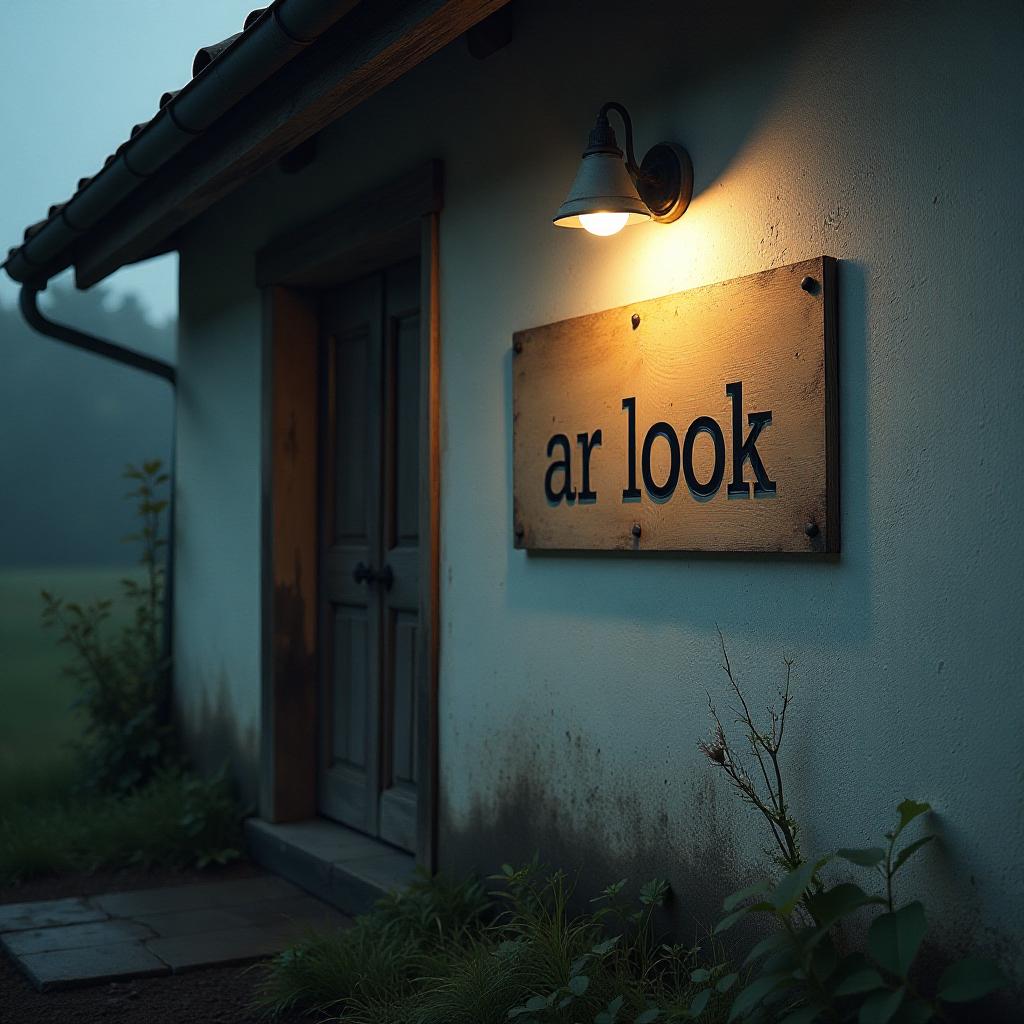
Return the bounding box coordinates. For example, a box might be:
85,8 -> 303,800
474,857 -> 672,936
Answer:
257,161 -> 443,870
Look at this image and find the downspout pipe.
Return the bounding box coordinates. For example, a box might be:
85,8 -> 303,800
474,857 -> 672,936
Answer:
19,283 -> 178,709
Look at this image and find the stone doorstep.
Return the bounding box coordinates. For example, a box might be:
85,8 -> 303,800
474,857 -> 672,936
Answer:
245,816 -> 417,917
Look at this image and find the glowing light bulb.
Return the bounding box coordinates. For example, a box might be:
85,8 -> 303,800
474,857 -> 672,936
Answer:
579,211 -> 629,236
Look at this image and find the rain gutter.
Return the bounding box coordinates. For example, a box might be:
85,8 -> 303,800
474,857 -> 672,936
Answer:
19,283 -> 178,677
3,0 -> 358,286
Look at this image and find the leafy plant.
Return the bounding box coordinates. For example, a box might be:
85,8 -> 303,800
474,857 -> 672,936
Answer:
714,800 -> 1007,1022
41,459 -> 173,793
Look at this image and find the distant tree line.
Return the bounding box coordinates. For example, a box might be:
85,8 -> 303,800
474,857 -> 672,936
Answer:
0,282 -> 173,567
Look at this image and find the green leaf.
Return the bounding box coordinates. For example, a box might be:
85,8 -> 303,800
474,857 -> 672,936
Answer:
714,908 -> 749,934
592,936 -> 620,955
744,930 -> 790,967
869,903 -> 926,978
936,956 -> 1007,1003
777,1009 -> 820,1024
689,989 -> 711,1018
716,972 -> 739,993
894,800 -> 930,838
635,1010 -> 660,1024
727,974 -> 787,1022
833,969 -> 886,996
640,878 -> 670,906
690,968 -> 711,983
523,995 -> 547,1011
770,861 -> 818,915
858,987 -> 904,1024
892,836 -> 935,874
807,883 -> 872,929
568,974 -> 590,996
724,879 -> 772,911
836,847 -> 886,868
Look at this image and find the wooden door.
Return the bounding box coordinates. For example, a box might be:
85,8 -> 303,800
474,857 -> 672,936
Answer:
319,260 -> 421,852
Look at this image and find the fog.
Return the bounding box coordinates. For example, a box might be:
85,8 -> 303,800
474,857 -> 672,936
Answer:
0,1 -> 258,569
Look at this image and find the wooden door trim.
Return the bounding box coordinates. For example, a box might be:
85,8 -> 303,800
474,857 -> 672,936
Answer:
259,161 -> 442,872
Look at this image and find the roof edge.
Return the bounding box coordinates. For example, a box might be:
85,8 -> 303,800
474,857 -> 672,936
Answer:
3,0 -> 360,286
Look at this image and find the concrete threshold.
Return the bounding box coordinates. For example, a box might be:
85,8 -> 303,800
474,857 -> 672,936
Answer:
245,817 -> 416,917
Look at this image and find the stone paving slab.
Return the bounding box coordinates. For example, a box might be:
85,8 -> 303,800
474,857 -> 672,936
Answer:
0,874 -> 351,990
133,906 -> 250,938
2,919 -> 154,957
0,897 -> 108,934
228,894 -> 348,929
146,924 -> 297,972
18,941 -> 169,991
91,875 -> 302,917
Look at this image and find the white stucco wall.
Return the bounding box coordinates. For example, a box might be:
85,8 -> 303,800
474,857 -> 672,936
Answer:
174,0 -> 1023,973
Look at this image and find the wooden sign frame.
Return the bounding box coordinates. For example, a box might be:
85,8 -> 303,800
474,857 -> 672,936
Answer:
512,256 -> 839,554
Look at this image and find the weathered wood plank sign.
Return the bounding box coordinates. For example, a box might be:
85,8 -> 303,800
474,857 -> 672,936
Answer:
512,256 -> 838,553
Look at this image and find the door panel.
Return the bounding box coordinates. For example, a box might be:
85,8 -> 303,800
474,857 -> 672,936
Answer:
378,260 -> 421,851
318,260 -> 421,853
319,276 -> 383,834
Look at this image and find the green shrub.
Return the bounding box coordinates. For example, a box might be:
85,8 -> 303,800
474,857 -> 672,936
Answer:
0,767 -> 241,885
41,459 -> 174,794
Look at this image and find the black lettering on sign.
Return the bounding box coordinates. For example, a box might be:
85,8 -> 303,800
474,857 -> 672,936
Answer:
544,433 -> 575,504
621,397 -> 641,501
683,415 -> 726,500
726,381 -> 776,498
641,421 -> 681,502
577,430 -> 602,502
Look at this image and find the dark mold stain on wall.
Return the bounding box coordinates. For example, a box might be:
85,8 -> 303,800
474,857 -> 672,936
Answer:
440,716 -> 754,936
176,670 -> 259,808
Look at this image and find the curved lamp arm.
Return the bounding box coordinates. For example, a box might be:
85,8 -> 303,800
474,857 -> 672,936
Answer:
597,101 -> 640,179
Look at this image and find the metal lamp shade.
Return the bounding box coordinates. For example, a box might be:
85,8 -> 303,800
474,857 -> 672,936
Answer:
553,151 -> 651,228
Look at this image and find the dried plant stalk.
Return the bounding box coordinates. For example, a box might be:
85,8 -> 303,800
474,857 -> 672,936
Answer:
699,627 -> 802,871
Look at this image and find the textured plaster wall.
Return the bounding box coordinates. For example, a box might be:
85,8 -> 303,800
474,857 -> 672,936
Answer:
174,0 -> 1023,977
174,245 -> 263,804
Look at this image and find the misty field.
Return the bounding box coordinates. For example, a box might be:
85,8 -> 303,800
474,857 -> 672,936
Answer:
0,566 -> 139,800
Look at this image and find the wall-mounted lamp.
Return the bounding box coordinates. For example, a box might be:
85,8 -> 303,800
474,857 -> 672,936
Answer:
553,102 -> 693,237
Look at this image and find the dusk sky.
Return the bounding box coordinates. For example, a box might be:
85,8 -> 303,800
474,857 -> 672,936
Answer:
0,0 -> 258,324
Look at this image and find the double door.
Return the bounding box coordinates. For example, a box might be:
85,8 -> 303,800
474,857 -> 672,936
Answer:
318,259 -> 421,852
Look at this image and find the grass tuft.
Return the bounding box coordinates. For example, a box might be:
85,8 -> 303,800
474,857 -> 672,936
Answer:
256,863 -> 729,1023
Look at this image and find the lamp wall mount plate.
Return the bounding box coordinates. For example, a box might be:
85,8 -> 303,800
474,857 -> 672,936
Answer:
638,141 -> 693,223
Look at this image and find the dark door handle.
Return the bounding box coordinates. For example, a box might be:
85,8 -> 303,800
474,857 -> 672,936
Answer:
352,562 -> 393,589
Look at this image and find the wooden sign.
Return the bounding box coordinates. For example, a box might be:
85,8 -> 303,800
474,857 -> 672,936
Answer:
512,256 -> 838,553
